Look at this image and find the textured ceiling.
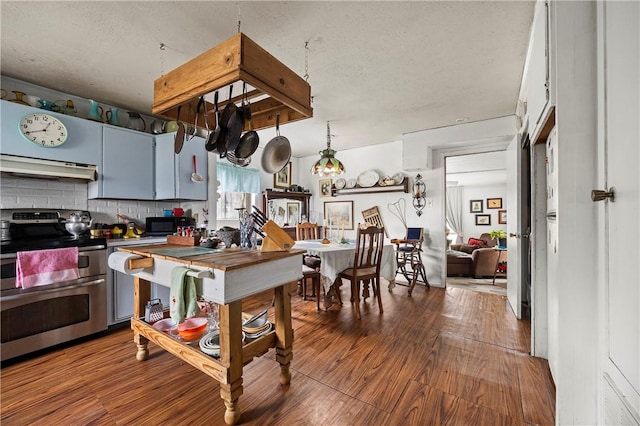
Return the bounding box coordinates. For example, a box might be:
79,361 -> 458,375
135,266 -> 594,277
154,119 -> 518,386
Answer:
0,1 -> 535,158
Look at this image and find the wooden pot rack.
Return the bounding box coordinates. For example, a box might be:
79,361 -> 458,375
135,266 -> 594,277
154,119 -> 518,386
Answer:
152,33 -> 313,132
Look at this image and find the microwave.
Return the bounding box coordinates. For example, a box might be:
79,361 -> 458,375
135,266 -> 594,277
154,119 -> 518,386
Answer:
145,216 -> 194,236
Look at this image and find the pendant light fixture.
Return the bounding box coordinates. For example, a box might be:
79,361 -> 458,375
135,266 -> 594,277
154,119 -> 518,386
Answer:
311,121 -> 345,176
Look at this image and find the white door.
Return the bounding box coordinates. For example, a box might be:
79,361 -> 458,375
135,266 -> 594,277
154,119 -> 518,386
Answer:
599,1 -> 640,422
506,136 -> 522,318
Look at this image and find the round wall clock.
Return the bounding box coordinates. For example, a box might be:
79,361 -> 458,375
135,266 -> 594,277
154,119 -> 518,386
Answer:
19,113 -> 68,147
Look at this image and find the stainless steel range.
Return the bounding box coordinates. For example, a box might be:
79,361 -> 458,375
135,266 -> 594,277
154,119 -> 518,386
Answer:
0,209 -> 107,362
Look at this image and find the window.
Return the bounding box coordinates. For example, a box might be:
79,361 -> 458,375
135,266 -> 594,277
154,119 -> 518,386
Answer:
216,162 -> 261,220
217,192 -> 259,220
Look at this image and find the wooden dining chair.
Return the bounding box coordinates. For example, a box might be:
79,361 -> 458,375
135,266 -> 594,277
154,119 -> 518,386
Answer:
296,222 -> 321,311
296,222 -> 319,240
337,223 -> 385,319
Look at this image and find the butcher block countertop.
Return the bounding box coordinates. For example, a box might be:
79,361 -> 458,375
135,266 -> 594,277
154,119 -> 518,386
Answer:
118,243 -> 305,270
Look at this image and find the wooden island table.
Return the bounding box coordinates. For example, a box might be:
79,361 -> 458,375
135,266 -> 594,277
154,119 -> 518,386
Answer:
111,244 -> 304,425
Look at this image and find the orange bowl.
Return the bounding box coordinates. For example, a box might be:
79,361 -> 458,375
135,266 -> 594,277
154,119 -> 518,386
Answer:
177,317 -> 208,341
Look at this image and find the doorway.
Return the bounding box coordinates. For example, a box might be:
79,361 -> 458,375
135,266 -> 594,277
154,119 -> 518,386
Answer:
444,151 -> 509,296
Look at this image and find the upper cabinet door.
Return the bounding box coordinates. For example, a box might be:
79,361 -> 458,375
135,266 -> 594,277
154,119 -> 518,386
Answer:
90,127 -> 154,200
520,0 -> 554,143
0,101 -> 102,165
155,133 -> 207,200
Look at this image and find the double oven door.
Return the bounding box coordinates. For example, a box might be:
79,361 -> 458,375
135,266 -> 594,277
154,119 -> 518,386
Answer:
0,246 -> 107,362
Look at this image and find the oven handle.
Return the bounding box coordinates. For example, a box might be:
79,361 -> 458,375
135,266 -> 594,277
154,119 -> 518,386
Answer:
0,277 -> 106,303
0,244 -> 106,260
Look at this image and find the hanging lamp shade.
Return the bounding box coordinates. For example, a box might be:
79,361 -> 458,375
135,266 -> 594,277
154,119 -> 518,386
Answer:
311,121 -> 345,176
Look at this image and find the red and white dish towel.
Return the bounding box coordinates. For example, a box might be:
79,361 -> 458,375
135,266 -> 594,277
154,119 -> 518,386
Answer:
16,247 -> 80,289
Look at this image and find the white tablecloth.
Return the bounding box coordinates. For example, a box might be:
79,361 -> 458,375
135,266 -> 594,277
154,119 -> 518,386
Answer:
293,240 -> 397,294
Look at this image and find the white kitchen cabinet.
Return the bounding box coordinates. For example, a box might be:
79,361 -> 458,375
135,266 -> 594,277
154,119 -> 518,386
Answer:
107,238 -> 169,326
520,0 -> 555,142
0,100 -> 102,165
110,268 -> 170,325
88,126 -> 154,200
154,133 -> 208,200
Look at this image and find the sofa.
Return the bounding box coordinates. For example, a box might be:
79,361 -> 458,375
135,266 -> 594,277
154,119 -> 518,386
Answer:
447,233 -> 501,278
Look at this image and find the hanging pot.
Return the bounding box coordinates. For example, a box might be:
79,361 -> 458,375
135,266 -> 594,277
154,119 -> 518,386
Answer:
261,111 -> 291,173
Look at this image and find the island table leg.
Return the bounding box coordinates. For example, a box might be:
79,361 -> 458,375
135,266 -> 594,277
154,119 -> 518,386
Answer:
218,300 -> 244,425
132,276 -> 151,361
274,282 -> 294,385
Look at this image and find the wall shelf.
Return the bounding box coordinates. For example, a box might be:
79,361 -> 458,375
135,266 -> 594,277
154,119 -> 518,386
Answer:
332,180 -> 409,196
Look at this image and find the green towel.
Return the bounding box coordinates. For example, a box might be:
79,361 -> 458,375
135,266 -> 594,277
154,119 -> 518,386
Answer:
170,267 -> 200,324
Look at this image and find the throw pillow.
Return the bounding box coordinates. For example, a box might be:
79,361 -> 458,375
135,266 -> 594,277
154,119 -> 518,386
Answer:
468,237 -> 486,247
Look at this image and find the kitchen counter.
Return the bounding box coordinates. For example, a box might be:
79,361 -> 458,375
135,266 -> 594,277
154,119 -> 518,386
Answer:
111,244 -> 304,425
106,236 -> 167,247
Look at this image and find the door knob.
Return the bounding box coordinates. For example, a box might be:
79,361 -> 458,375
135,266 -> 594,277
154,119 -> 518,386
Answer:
509,232 -> 530,239
591,187 -> 615,202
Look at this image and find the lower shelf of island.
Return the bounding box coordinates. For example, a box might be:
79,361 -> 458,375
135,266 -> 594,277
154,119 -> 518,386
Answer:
131,316 -> 276,383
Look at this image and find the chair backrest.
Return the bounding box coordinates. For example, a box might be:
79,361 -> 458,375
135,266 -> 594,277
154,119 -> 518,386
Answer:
296,222 -> 319,240
406,227 -> 424,242
478,233 -> 497,247
353,223 -> 385,272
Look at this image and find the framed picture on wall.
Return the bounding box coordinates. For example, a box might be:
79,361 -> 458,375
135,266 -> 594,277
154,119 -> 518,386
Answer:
274,162 -> 292,188
324,200 -> 354,230
287,202 -> 300,224
498,210 -> 507,224
475,214 -> 491,225
470,199 -> 483,213
319,178 -> 332,198
487,197 -> 502,209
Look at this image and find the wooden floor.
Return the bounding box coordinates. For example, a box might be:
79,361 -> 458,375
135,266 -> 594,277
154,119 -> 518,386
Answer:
1,282 -> 555,425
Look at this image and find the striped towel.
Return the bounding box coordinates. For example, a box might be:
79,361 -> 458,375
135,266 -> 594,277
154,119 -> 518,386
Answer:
16,247 -> 80,289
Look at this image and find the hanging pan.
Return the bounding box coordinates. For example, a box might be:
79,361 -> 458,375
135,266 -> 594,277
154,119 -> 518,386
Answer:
223,83 -> 245,154
261,111 -> 291,173
205,91 -> 221,152
234,96 -> 259,159
174,105 -> 185,154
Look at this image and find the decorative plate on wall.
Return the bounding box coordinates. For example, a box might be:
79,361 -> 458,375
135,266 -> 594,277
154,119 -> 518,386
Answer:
346,178 -> 357,188
392,173 -> 405,185
357,170 -> 379,188
334,178 -> 346,189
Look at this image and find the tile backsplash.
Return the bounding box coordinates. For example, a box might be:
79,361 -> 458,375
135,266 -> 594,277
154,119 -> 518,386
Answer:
0,175 -> 200,226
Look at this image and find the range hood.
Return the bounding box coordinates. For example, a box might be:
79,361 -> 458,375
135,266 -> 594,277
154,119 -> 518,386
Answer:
0,154 -> 97,181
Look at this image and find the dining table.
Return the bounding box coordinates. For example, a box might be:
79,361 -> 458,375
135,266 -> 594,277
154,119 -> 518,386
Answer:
292,239 -> 397,309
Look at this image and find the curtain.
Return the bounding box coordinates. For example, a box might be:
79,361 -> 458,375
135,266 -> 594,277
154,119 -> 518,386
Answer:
216,161 -> 260,193
446,186 -> 464,244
